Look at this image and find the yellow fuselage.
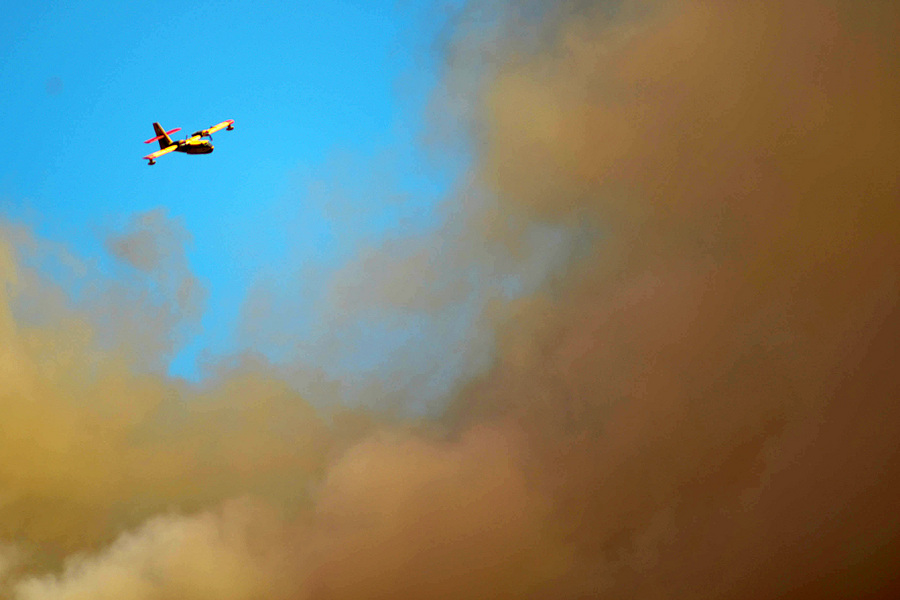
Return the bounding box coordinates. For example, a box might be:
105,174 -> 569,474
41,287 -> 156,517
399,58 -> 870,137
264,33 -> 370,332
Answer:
177,139 -> 213,154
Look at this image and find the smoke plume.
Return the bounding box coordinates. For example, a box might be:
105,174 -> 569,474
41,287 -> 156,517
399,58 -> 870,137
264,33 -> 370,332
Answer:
2,1 -> 899,599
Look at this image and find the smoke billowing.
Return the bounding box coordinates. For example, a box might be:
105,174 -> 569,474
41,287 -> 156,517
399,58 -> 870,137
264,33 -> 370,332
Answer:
2,1 -> 899,598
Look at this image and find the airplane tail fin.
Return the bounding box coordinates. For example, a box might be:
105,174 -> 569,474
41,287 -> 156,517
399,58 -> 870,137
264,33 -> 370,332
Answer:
153,123 -> 173,149
144,123 -> 182,148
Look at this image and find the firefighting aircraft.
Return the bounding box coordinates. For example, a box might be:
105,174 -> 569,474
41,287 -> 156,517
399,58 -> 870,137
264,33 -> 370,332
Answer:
142,119 -> 234,165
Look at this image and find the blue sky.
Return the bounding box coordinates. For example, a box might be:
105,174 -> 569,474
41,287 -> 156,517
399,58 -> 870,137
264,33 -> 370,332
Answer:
1,1 -> 468,394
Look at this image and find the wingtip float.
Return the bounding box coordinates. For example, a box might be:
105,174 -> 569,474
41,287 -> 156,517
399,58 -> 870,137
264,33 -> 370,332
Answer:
142,120 -> 234,165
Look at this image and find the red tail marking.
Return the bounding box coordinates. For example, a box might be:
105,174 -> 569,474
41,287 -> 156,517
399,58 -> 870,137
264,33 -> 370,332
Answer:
143,128 -> 182,144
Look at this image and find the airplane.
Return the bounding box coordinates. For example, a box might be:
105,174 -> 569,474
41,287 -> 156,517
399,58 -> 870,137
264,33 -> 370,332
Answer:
142,119 -> 234,165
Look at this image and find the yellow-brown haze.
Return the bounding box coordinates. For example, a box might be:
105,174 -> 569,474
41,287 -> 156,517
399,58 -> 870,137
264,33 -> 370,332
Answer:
0,228 -> 338,567
451,1 -> 900,597
3,1 -> 900,599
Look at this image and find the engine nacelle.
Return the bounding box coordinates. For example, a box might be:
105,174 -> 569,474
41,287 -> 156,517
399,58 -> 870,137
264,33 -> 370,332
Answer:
148,159 -> 156,165
226,124 -> 234,130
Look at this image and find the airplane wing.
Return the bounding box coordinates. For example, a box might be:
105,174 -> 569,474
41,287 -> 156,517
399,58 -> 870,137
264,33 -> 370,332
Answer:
143,144 -> 178,164
192,119 -> 235,138
206,119 -> 235,135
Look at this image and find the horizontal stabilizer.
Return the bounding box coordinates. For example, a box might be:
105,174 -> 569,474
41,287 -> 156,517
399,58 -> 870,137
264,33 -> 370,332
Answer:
144,127 -> 181,144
